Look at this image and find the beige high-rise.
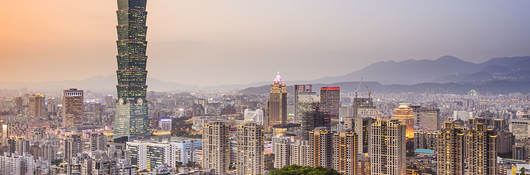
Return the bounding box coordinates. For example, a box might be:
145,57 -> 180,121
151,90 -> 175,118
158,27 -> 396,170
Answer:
62,88 -> 84,128
266,73 -> 287,132
202,121 -> 230,175
236,123 -> 264,175
369,119 -> 406,175
332,131 -> 357,175
436,122 -> 465,175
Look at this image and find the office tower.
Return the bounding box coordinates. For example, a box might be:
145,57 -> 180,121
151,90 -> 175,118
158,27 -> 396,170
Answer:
413,106 -> 440,132
466,123 -> 497,175
308,127 -> 333,168
290,139 -> 310,166
392,104 -> 415,138
351,117 -> 375,154
244,109 -> 264,125
266,73 -> 287,132
62,88 -> 84,128
320,87 -> 340,119
294,84 -> 313,120
236,123 -> 264,175
436,122 -> 465,175
90,133 -> 107,151
202,121 -> 230,174
332,131 -> 357,175
28,94 -> 45,118
114,0 -> 150,140
126,141 -> 172,172
295,92 -> 319,123
64,134 -> 83,163
369,119 -> 406,175
301,105 -> 331,139
414,131 -> 437,150
272,136 -> 291,169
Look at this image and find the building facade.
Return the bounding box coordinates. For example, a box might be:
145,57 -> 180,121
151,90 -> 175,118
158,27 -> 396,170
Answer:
62,88 -> 83,128
266,73 -> 287,132
236,123 -> 264,175
202,121 -> 230,174
369,119 -> 406,175
114,0 -> 150,140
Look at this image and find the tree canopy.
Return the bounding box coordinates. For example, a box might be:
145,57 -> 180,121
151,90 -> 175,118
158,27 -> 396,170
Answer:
268,165 -> 341,175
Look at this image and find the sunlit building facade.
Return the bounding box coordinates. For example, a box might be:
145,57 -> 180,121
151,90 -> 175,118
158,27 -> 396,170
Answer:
436,122 -> 465,175
393,104 -> 415,138
369,119 -> 406,175
62,88 -> 83,128
114,0 -> 150,140
236,123 -> 264,175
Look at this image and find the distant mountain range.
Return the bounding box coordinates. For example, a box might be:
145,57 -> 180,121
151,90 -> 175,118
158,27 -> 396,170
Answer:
2,56 -> 529,94
241,56 -> 530,95
314,56 -> 530,85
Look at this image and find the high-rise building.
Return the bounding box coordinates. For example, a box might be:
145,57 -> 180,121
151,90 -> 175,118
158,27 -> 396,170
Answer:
62,88 -> 84,128
290,139 -> 310,166
126,141 -> 172,172
466,123 -> 497,175
308,127 -> 333,168
392,104 -> 415,138
202,121 -> 230,174
320,87 -> 340,120
332,131 -> 357,175
236,123 -> 264,175
369,119 -> 406,175
272,136 -> 291,169
436,122 -> 465,175
294,84 -> 313,120
28,94 -> 45,118
350,117 -> 375,154
64,134 -> 83,164
295,92 -> 319,123
266,73 -> 287,132
114,0 -> 150,140
413,106 -> 440,132
300,105 -> 331,140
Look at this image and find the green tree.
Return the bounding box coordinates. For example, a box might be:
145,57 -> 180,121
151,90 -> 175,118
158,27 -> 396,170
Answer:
268,165 -> 341,175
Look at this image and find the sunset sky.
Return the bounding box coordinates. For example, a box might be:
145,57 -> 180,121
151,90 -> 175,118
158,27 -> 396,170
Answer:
1,0 -> 530,86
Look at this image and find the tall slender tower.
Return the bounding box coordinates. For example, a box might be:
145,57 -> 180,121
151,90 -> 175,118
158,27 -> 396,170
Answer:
466,123 -> 497,175
266,73 -> 287,131
236,123 -> 264,175
202,121 -> 230,174
369,119 -> 406,175
114,0 -> 149,140
436,122 -> 465,175
332,131 -> 357,175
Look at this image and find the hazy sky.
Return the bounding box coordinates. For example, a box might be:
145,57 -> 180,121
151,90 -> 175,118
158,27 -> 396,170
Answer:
1,1 -> 530,86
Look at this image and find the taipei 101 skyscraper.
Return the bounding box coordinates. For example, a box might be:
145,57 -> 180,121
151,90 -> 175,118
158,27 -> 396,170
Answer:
113,0 -> 149,140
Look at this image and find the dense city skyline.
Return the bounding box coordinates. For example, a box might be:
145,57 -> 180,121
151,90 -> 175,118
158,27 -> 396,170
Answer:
0,1 -> 529,174
2,1 -> 530,85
